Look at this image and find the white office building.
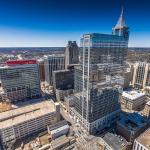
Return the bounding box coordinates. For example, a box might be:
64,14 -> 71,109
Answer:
0,100 -> 60,149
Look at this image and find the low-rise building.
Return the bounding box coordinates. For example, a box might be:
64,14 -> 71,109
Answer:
121,90 -> 146,111
50,135 -> 73,150
117,113 -> 148,142
48,120 -> 69,140
98,131 -> 129,150
133,127 -> 150,150
0,100 -> 60,149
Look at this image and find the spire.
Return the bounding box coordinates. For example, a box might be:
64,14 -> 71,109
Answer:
112,6 -> 129,38
115,6 -> 126,29
121,6 -> 124,17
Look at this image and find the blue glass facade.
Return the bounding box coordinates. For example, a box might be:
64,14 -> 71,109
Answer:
72,11 -> 129,134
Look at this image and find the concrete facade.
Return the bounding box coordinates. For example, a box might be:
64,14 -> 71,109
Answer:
132,62 -> 150,89
121,90 -> 146,111
133,127 -> 150,150
0,100 -> 60,149
143,101 -> 150,119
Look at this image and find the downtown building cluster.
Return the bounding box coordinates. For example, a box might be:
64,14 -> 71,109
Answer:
0,8 -> 150,150
0,41 -> 79,149
0,60 -> 62,150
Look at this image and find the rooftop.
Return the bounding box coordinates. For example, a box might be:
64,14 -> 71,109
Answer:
53,69 -> 70,73
0,63 -> 38,69
122,90 -> 145,101
48,120 -> 68,131
15,131 -> 50,150
44,54 -> 64,59
51,135 -> 70,149
118,113 -> 147,132
0,102 -> 12,113
146,101 -> 150,106
50,124 -> 69,135
0,100 -> 56,129
6,60 -> 37,66
136,127 -> 150,150
103,131 -> 128,150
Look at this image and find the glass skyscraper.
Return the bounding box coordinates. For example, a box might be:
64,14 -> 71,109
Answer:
71,9 -> 129,134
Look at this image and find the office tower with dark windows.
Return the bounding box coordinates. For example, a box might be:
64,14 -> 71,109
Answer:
65,41 -> 79,68
37,58 -> 45,82
53,69 -> 74,101
44,54 -> 65,86
0,60 -> 41,103
71,9 -> 129,134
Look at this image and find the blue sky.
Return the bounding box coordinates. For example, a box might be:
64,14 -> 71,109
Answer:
0,0 -> 150,47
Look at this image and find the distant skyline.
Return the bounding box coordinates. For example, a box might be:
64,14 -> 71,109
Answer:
0,0 -> 150,47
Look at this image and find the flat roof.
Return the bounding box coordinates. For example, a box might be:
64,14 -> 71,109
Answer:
6,60 -> 37,65
103,132 -> 128,150
53,69 -> 70,73
0,102 -> 12,113
118,113 -> 146,132
122,90 -> 145,100
51,135 -> 69,149
44,54 -> 64,58
146,101 -> 150,106
0,100 -> 56,129
50,125 -> 69,135
136,128 -> 150,149
0,63 -> 37,69
48,120 -> 68,131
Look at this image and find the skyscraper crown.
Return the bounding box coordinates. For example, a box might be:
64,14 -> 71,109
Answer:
115,7 -> 127,29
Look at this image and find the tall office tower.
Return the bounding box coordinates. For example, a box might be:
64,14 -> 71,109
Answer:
44,54 -> 65,86
65,41 -> 79,68
71,9 -> 129,134
0,60 -> 41,103
37,58 -> 45,82
132,62 -> 150,89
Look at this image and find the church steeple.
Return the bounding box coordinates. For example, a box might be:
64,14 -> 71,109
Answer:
112,7 -> 129,39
